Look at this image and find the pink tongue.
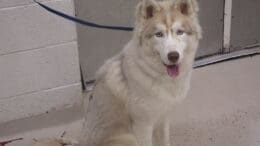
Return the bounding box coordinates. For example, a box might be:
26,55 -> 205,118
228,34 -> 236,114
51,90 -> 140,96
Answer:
167,65 -> 179,77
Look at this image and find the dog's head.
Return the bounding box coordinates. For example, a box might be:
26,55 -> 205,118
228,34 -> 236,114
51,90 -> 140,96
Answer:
134,0 -> 202,78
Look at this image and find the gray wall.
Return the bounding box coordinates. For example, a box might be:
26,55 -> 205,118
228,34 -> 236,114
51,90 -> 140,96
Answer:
0,0 -> 82,124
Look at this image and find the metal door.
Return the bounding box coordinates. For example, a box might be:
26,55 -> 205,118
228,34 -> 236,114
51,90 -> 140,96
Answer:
230,0 -> 260,51
75,0 -> 138,82
196,0 -> 224,58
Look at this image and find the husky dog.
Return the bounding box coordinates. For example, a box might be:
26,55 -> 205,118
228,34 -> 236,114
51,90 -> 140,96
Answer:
80,0 -> 202,146
31,0 -> 201,146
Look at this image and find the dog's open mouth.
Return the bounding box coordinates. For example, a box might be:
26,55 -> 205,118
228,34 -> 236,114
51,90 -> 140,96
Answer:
165,64 -> 180,77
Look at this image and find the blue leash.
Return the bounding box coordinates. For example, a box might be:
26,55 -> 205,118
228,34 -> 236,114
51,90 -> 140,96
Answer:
33,0 -> 134,31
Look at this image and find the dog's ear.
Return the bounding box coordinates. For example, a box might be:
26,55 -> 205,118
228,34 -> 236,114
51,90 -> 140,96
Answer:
175,0 -> 199,16
136,0 -> 159,20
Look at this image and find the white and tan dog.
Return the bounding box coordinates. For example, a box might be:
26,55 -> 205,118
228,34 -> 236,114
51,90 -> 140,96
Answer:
32,0 -> 201,146
80,0 -> 202,146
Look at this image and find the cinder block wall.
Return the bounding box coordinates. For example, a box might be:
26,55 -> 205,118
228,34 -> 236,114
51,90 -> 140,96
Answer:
0,0 -> 82,124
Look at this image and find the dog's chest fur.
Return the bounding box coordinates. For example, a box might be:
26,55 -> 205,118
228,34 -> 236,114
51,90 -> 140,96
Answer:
126,60 -> 190,119
98,47 -> 191,120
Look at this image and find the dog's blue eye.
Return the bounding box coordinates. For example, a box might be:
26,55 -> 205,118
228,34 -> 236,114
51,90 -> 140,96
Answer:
155,32 -> 164,38
176,29 -> 185,35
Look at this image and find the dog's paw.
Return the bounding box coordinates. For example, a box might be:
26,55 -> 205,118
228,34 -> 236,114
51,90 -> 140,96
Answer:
55,137 -> 79,146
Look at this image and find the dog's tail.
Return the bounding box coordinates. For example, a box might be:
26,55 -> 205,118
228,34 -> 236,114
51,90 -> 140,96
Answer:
102,134 -> 138,146
30,137 -> 78,146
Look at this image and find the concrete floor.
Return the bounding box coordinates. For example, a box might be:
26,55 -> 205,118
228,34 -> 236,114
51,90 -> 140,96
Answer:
0,55 -> 259,146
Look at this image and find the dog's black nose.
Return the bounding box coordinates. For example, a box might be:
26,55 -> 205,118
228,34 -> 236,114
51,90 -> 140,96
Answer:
168,51 -> 179,63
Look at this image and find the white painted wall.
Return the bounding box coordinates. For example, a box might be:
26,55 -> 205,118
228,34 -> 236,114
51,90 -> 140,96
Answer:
0,0 -> 82,124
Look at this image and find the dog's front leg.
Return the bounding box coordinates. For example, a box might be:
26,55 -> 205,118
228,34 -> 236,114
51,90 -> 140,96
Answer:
154,118 -> 171,146
132,121 -> 153,146
161,119 -> 171,146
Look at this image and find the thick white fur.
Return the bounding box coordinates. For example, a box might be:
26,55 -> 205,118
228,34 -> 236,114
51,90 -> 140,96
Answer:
79,0 -> 202,146
31,0 -> 201,146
